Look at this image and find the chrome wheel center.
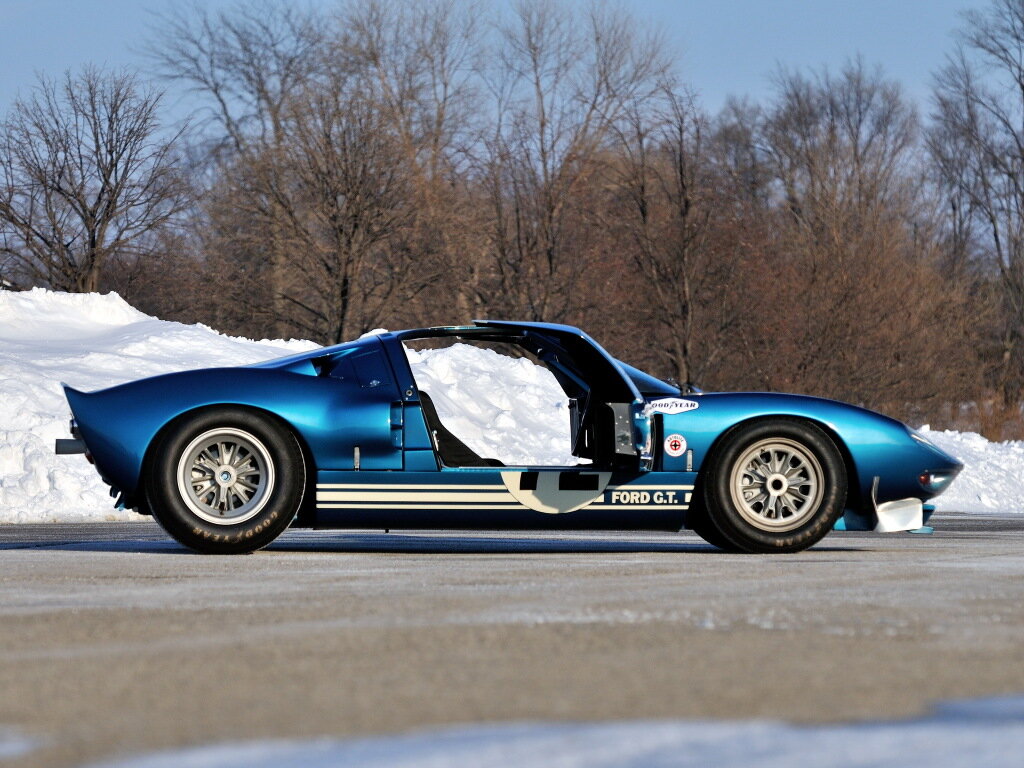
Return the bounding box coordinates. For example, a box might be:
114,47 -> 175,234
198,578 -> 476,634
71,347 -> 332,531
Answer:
175,428 -> 275,526
766,473 -> 788,494
729,438 -> 824,532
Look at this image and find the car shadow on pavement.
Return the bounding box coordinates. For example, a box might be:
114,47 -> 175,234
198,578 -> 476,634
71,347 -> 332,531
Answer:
268,532 -> 860,555
0,530 -> 861,555
271,532 -> 718,554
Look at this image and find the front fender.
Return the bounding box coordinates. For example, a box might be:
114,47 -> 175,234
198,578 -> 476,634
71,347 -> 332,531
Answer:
657,393 -> 961,520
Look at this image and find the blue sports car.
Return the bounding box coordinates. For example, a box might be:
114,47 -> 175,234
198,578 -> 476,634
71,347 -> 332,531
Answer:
55,321 -> 962,554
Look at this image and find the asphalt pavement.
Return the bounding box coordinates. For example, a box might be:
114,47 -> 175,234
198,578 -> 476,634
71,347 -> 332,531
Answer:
1,514 -> 1023,767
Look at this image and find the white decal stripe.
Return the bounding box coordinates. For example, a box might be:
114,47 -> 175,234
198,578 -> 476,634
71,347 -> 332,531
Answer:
316,503 -> 687,511
317,483 -> 693,491
316,491 -> 517,503
317,503 -> 523,510
317,484 -> 503,490
317,484 -> 694,490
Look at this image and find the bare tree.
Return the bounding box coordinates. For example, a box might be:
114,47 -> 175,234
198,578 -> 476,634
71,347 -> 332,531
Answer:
930,0 -> 1024,403
251,67 -> 419,343
749,60 -> 978,410
341,0 -> 486,322
147,0 -> 323,155
0,67 -> 185,292
475,0 -> 668,321
603,85 -> 723,387
147,1 -> 324,333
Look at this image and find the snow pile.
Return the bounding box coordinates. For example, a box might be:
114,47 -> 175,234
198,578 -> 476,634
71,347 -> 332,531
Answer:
920,426 -> 1024,514
84,696 -> 1024,768
0,289 -> 572,523
0,289 -> 316,523
406,343 -> 576,466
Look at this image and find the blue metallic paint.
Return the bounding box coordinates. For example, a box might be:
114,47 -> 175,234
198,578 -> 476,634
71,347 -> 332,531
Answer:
60,322 -> 962,531
657,392 -> 960,513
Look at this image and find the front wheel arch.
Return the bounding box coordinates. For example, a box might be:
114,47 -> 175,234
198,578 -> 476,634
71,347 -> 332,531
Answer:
688,415 -> 852,552
693,414 -> 859,512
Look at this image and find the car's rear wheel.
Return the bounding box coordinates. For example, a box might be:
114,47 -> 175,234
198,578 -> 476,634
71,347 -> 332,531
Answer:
146,408 -> 305,554
702,418 -> 846,553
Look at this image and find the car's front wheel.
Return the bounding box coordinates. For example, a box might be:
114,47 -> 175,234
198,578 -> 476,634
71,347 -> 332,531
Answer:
701,418 -> 846,553
146,408 -> 305,554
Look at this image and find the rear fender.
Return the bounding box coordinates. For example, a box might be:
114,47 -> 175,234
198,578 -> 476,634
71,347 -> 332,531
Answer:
63,366 -> 401,504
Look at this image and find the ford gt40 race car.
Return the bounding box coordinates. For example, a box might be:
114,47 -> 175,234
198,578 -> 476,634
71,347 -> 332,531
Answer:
54,320 -> 962,554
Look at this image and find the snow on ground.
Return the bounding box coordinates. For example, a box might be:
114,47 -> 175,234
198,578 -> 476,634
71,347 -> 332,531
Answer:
405,343 -> 577,466
84,696 -> 1024,768
920,427 -> 1024,514
0,289 -> 316,523
0,289 -> 572,522
0,288 -> 1020,522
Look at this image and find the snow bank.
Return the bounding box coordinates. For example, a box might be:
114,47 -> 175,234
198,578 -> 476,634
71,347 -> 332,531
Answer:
0,289 -> 316,523
0,289 -> 1020,522
919,427 -> 1024,514
0,289 -> 572,522
406,343 -> 576,466
83,696 -> 1024,768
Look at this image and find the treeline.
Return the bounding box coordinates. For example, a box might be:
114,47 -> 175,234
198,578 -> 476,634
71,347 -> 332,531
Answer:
2,0 -> 1023,437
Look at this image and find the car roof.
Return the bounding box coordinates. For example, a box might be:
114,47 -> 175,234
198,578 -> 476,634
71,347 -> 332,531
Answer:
472,319 -> 585,336
391,320 -> 585,338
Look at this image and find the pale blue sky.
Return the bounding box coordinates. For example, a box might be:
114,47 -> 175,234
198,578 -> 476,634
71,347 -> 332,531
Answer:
0,0 -> 975,118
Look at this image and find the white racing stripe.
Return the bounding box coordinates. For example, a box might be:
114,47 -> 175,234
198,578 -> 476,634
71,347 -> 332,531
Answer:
318,504 -> 525,510
316,503 -> 687,512
316,482 -> 694,510
317,484 -> 505,490
317,492 -> 517,503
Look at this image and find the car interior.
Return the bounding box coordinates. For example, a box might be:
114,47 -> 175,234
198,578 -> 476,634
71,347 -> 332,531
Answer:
399,327 -> 645,471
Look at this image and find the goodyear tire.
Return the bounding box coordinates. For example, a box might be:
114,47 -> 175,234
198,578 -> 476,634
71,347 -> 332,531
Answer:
146,408 -> 305,554
702,418 -> 846,553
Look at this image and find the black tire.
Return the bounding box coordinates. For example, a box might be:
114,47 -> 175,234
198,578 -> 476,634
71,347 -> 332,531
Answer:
684,495 -> 742,552
702,418 -> 846,553
145,408 -> 306,554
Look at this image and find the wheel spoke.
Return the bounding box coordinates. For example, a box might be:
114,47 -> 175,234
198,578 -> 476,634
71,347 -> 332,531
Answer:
774,450 -> 791,474
177,427 -> 277,525
729,437 -> 825,531
196,452 -> 218,473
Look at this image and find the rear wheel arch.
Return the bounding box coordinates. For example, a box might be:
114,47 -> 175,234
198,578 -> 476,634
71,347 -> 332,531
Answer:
143,405 -> 316,489
141,405 -> 317,543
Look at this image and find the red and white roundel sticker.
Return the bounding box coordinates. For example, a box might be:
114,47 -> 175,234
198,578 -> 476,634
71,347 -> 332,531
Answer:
664,433 -> 687,457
